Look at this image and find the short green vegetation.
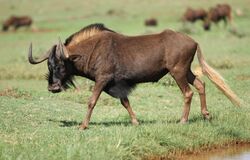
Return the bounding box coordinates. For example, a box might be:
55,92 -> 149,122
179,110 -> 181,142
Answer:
0,0 -> 250,159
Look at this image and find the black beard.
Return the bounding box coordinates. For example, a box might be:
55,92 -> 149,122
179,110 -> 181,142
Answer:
45,73 -> 76,90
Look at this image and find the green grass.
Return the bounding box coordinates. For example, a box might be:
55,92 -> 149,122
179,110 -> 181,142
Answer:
1,0 -> 250,159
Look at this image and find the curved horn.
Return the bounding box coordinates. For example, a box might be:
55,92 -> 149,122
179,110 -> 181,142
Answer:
58,38 -> 69,59
28,43 -> 51,64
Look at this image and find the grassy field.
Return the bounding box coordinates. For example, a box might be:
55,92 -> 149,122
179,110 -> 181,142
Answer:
0,0 -> 250,159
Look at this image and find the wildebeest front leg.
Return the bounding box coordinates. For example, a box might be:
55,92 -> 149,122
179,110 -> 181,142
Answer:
223,17 -> 228,27
79,81 -> 106,130
120,97 -> 139,125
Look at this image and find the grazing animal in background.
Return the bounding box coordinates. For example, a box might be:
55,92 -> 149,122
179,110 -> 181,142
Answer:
203,4 -> 232,31
2,15 -> 32,31
145,18 -> 158,26
28,23 -> 240,130
107,9 -> 115,15
182,8 -> 207,23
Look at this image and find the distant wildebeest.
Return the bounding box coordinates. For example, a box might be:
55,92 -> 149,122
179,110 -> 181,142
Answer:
145,18 -> 158,26
28,23 -> 240,130
107,9 -> 115,15
203,4 -> 232,30
182,8 -> 207,23
2,15 -> 32,31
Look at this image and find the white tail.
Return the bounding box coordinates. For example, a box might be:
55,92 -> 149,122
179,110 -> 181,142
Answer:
196,45 -> 241,107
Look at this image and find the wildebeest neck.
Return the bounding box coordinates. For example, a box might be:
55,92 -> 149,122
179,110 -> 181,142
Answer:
64,24 -> 115,79
66,35 -> 106,80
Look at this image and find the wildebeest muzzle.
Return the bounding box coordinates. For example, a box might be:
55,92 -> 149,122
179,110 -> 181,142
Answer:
48,82 -> 62,93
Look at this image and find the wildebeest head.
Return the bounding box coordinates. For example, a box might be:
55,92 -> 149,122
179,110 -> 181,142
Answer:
2,24 -> 8,31
203,20 -> 211,31
144,18 -> 158,27
28,39 -> 75,93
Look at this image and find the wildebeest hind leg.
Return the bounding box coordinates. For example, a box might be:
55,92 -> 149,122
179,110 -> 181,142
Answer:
120,97 -> 139,125
171,72 -> 193,123
187,71 -> 210,120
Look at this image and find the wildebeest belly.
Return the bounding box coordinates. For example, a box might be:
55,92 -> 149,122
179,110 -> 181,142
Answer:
103,68 -> 168,99
104,80 -> 136,98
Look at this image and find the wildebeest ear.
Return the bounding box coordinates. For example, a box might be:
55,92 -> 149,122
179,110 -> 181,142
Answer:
69,55 -> 81,62
58,38 -> 69,60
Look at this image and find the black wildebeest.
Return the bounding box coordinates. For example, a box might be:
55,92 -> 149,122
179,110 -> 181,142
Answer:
182,8 -> 207,23
2,15 -> 32,31
144,18 -> 158,27
28,23 -> 240,130
203,4 -> 232,31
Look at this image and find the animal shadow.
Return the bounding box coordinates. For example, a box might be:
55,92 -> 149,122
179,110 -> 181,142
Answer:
48,116 -> 209,128
185,115 -> 213,123
165,115 -> 212,124
48,119 -> 157,128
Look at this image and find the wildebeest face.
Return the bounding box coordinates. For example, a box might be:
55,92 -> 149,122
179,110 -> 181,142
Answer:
47,47 -> 67,93
46,42 -> 75,93
28,39 -> 74,93
2,25 -> 8,31
203,20 -> 211,31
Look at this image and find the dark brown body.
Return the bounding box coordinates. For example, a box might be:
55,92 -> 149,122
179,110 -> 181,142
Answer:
67,30 -> 196,98
28,24 -> 240,130
144,18 -> 158,26
203,4 -> 232,30
182,8 -> 207,23
2,16 -> 32,31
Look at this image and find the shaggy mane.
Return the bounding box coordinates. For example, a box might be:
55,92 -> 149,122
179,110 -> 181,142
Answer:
64,23 -> 115,47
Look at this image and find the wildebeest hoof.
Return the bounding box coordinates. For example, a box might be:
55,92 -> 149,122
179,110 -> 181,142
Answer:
202,110 -> 211,120
78,125 -> 88,130
203,114 -> 212,121
180,119 -> 188,124
74,87 -> 80,93
132,119 -> 139,126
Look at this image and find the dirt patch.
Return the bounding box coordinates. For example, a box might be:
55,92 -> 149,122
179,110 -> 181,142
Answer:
0,88 -> 31,99
144,141 -> 250,160
0,27 -> 59,34
236,74 -> 250,81
30,27 -> 59,33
